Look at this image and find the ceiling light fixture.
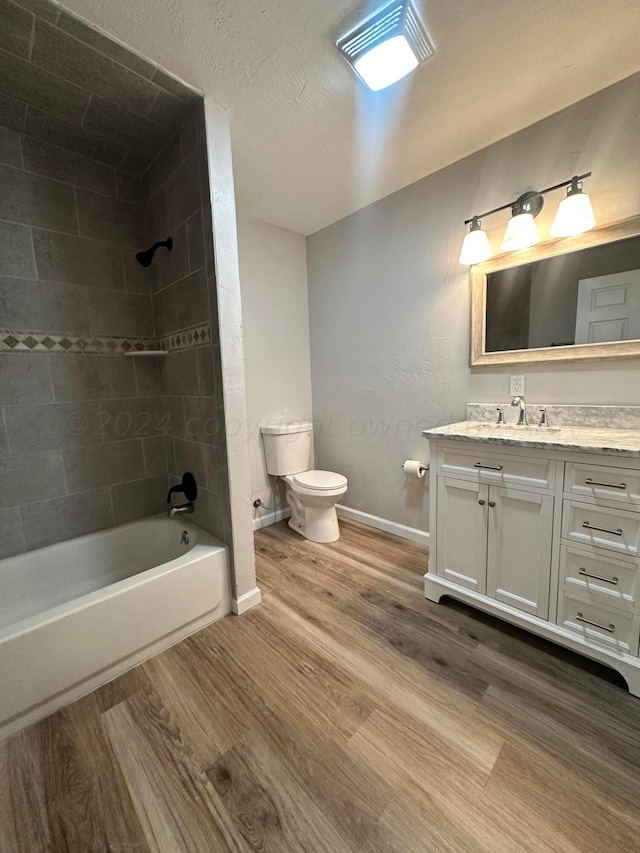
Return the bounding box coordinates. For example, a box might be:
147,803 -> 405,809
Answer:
337,0 -> 434,92
459,172 -> 595,265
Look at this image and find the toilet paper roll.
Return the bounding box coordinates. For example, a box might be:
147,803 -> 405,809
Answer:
403,459 -> 427,478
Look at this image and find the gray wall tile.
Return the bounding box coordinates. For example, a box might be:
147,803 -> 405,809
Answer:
173,438 -> 217,492
99,397 -> 163,441
26,106 -> 127,168
31,20 -> 159,117
56,12 -> 157,80
21,487 -> 114,550
0,1 -> 36,59
144,133 -> 182,201
111,474 -> 166,525
86,289 -> 154,338
164,349 -> 199,398
4,400 -> 103,454
0,220 -> 35,278
123,248 -> 152,294
0,163 -> 78,232
197,345 -> 215,398
0,126 -> 22,166
142,436 -> 167,476
0,277 -> 90,334
158,396 -> 186,440
0,506 -> 26,558
144,186 -> 169,244
51,354 -> 136,401
151,67 -> 196,100
186,210 -> 205,272
76,188 -> 146,248
175,268 -> 208,330
0,353 -> 53,404
0,48 -> 89,124
115,170 -> 142,204
152,283 -> 175,338
0,416 -> 7,458
21,135 -> 118,197
12,0 -> 59,24
165,436 -> 176,475
146,90 -> 192,129
153,222 -> 189,291
0,91 -> 27,133
64,439 -> 144,492
33,229 -> 125,289
191,485 -> 225,540
134,358 -> 163,397
83,96 -> 165,157
180,113 -> 197,161
184,396 -> 218,445
166,152 -> 201,231
0,450 -> 65,508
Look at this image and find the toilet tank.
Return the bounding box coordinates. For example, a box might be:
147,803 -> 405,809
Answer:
261,422 -> 312,476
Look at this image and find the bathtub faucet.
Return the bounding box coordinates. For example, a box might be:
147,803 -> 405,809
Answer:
168,502 -> 194,517
167,471 -> 198,518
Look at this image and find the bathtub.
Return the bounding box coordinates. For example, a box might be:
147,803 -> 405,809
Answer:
0,515 -> 230,740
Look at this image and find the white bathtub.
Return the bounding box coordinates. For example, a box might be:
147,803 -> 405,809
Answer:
0,515 -> 231,740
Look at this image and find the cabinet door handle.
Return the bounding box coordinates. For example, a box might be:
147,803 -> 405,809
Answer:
474,462 -> 503,471
488,501 -> 496,508
578,568 -> 619,585
584,478 -> 627,490
576,612 -> 615,633
582,522 -> 623,537
478,499 -> 486,505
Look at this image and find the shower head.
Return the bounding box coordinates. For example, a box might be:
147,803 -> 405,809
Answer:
136,237 -> 173,267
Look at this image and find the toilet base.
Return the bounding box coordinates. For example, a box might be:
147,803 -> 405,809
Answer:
288,506 -> 341,543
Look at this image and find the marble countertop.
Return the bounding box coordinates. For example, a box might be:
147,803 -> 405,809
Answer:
422,421 -> 640,458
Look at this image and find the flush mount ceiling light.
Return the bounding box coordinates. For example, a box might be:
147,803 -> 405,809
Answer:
337,0 -> 434,92
458,172 -> 595,265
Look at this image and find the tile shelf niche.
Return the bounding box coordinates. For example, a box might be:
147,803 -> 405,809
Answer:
123,351 -> 168,357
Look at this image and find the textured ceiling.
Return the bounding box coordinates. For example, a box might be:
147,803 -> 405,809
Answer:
56,0 -> 640,235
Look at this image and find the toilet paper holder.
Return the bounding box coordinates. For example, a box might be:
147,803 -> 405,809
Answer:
401,460 -> 429,477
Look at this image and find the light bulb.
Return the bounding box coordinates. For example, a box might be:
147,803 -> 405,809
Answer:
551,187 -> 596,237
459,221 -> 492,265
353,35 -> 419,91
501,212 -> 539,252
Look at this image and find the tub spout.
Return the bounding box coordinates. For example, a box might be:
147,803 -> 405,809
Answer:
169,502 -> 194,517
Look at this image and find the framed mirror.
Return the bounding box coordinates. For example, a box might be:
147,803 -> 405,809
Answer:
471,214 -> 640,366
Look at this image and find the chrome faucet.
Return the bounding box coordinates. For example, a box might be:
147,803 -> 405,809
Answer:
169,502 -> 194,518
511,395 -> 527,426
495,406 -> 506,426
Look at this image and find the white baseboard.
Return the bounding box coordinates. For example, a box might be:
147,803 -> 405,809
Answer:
336,504 -> 430,546
232,586 -> 262,615
252,506 -> 291,531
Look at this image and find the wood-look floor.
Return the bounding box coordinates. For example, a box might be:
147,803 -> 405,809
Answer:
3,518 -> 640,852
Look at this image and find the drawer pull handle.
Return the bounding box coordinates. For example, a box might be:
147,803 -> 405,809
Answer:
488,501 -> 497,508
582,522 -> 624,537
576,612 -> 615,633
478,499 -> 486,506
584,478 -> 627,490
473,463 -> 504,471
578,569 -> 619,585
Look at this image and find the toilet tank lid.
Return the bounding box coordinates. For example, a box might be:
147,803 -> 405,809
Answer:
261,422 -> 312,435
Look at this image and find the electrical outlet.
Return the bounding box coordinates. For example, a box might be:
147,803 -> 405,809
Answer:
510,374 -> 525,396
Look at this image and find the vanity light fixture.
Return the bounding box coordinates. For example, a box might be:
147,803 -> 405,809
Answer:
337,0 -> 434,92
459,172 -> 595,265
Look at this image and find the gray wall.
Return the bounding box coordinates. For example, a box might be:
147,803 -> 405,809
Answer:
306,72 -> 640,534
144,105 -> 230,541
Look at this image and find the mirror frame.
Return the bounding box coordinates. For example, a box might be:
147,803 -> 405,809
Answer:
470,213 -> 640,366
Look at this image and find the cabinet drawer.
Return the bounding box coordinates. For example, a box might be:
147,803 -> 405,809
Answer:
558,592 -> 639,655
439,446 -> 554,491
560,544 -> 639,611
562,500 -> 640,557
564,462 -> 640,510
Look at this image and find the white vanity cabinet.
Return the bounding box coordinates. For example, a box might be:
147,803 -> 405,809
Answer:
424,433 -> 640,697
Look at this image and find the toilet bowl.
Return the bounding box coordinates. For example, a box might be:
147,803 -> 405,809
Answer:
284,470 -> 348,543
260,423 -> 348,543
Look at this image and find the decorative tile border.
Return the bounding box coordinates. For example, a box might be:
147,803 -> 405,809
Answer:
0,324 -> 212,355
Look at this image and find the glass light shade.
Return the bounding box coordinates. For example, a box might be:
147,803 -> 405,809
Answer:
550,190 -> 596,238
353,35 -> 419,91
459,227 -> 492,265
501,212 -> 539,251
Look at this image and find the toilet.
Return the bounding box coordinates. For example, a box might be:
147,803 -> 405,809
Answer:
260,422 -> 348,543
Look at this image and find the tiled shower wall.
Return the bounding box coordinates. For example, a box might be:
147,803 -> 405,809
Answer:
144,106 -> 230,541
0,128 -> 168,558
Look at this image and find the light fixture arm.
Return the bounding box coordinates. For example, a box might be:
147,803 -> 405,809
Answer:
464,172 -> 591,226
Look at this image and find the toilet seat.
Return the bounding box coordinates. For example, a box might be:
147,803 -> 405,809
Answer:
293,470 -> 348,491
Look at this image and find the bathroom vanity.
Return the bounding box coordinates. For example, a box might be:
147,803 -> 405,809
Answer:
423,407 -> 640,695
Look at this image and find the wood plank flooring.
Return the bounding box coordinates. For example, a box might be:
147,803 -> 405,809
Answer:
3,517 -> 640,851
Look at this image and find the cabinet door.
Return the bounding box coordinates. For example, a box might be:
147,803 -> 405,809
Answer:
436,477 -> 488,594
487,487 -> 554,619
